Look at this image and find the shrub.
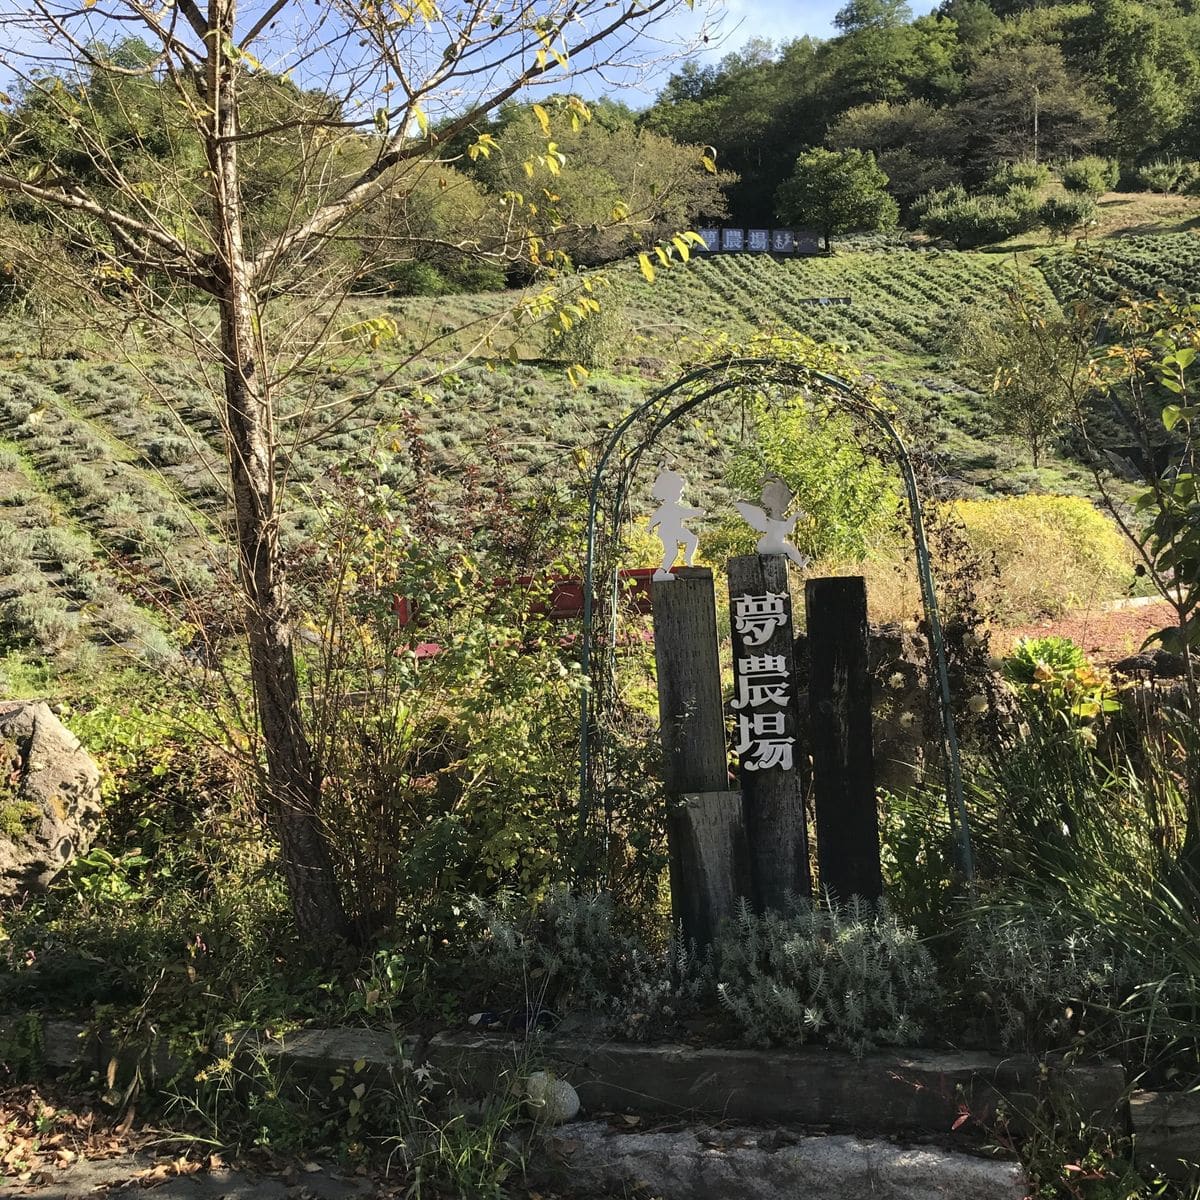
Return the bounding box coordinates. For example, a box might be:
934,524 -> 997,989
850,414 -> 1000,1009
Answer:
372,259 -> 450,296
468,886 -> 709,1036
956,904 -> 1124,1050
34,525 -> 92,567
917,192 -> 1032,249
1131,158 -> 1196,194
715,896 -> 940,1056
1039,194 -> 1096,239
146,435 -> 192,467
0,524 -> 34,574
443,260 -> 508,293
1060,156 -> 1118,195
983,160 -> 1051,194
704,387 -> 898,565
4,593 -> 82,654
1004,185 -> 1043,234
1003,635 -> 1120,722
543,289 -> 628,369
952,494 -> 1134,621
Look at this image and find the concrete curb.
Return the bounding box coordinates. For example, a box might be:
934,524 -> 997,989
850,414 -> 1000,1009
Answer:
424,1032 -> 1125,1137
14,1018 -> 1198,1178
541,1122 -> 1026,1200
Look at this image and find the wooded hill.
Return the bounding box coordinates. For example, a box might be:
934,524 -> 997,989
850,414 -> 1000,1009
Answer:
643,0 -> 1200,225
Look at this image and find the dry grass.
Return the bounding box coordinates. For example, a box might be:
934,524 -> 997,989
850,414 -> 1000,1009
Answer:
807,494 -> 1136,628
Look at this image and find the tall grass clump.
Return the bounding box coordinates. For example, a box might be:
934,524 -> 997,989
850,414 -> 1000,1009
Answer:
960,664 -> 1200,1076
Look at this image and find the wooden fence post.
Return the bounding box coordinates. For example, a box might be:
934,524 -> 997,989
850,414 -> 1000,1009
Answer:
805,575 -> 882,903
652,567 -> 748,947
728,555 -> 810,911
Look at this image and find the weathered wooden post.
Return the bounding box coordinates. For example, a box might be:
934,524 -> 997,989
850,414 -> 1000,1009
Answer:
652,567 -> 748,947
806,576 -> 882,902
728,555 -> 810,912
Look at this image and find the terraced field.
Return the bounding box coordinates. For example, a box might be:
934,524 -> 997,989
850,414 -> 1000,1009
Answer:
1039,233 -> 1200,304
1,231 -> 1197,670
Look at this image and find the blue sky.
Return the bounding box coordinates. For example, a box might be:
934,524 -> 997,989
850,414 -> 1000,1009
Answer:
598,0 -> 941,104
0,0 -> 943,110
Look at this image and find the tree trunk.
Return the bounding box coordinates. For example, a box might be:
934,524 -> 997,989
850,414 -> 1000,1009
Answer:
206,0 -> 349,950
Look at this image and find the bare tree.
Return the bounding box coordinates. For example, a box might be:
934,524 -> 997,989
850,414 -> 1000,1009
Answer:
0,0 -> 712,950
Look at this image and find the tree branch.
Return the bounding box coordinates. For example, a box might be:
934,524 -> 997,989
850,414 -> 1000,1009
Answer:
250,0 -> 679,278
0,172 -> 212,284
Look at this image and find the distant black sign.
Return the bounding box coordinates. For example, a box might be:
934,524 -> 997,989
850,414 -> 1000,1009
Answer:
693,228 -> 824,256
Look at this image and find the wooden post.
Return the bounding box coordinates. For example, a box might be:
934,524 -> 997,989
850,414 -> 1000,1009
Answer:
728,555 -> 810,912
805,576 -> 882,903
652,567 -> 747,947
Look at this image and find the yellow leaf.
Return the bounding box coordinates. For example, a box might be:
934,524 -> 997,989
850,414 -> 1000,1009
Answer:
638,253 -> 655,283
532,103 -> 551,136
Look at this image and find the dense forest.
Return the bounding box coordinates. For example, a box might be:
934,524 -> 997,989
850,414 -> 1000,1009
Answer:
641,0 -> 1200,223
4,0 -> 1200,302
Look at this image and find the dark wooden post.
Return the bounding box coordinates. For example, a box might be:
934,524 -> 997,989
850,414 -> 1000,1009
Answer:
805,575 -> 882,903
652,567 -> 748,947
728,555 -> 810,912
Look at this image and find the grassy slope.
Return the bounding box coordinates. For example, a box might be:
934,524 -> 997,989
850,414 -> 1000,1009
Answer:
1,226 -> 1198,668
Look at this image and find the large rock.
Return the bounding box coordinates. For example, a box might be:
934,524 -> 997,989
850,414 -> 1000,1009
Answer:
0,700 -> 101,898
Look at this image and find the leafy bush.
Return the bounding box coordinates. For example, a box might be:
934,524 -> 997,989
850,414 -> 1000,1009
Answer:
916,188 -> 1034,249
371,259 -> 451,296
543,288 -> 628,368
1131,158 -> 1198,194
1039,194 -> 1096,239
956,904 -> 1124,1050
3,593 -> 82,654
702,340 -> 899,565
1003,635 -> 1120,723
952,495 -> 1133,620
443,259 -> 508,293
1060,157 -> 1118,196
468,886 -> 709,1036
714,896 -> 940,1055
983,160 -> 1051,194
1004,185 -> 1044,234
146,435 -> 192,467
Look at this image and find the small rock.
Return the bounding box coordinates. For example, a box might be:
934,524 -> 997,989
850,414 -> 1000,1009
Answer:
525,1071 -> 581,1124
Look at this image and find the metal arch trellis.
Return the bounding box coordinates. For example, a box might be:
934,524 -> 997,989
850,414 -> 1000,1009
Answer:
578,355 -> 976,883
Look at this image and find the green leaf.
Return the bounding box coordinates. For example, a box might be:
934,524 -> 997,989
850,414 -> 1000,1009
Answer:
1164,404 -> 1184,431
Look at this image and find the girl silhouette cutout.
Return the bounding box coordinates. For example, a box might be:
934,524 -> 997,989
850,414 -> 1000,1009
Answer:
733,476 -> 810,568
647,469 -> 705,581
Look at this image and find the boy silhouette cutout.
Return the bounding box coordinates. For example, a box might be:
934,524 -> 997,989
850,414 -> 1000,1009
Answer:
647,469 -> 705,582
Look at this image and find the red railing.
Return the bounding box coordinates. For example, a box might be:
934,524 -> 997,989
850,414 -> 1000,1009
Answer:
391,567 -> 670,658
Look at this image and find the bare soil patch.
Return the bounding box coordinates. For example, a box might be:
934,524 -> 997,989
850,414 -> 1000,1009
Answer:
997,599 -> 1176,666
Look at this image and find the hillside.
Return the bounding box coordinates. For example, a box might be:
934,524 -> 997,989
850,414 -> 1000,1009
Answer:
2,229 -> 1198,675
